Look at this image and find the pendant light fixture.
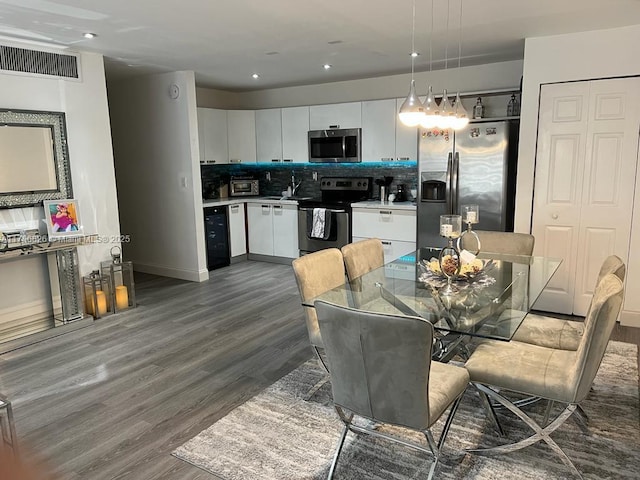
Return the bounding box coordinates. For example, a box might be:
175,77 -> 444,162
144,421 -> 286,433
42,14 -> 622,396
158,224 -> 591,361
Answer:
436,0 -> 455,129
421,0 -> 439,129
398,0 -> 425,127
451,0 -> 470,130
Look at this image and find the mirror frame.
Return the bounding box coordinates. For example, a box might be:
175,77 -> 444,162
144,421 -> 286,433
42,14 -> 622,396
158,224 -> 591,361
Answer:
0,108 -> 73,209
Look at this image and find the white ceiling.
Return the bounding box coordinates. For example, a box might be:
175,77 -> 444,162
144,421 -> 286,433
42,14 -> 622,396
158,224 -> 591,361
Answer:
1,0 -> 640,91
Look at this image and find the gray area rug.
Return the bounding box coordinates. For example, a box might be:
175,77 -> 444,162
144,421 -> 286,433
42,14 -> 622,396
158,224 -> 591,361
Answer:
173,341 -> 640,479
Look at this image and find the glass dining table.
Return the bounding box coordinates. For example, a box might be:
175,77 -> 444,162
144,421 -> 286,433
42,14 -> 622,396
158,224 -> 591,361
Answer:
307,247 -> 562,361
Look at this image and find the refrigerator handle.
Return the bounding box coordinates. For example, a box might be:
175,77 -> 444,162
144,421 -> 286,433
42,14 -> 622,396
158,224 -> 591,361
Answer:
452,152 -> 460,214
445,152 -> 453,214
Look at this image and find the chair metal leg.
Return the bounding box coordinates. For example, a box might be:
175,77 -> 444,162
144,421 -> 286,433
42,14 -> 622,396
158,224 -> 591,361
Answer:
329,395 -> 465,480
0,394 -> 18,458
474,386 -> 505,437
327,424 -> 348,480
304,346 -> 330,401
468,383 -> 583,479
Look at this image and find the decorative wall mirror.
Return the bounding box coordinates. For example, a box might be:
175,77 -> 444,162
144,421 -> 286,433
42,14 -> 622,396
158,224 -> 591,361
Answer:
0,109 -> 73,208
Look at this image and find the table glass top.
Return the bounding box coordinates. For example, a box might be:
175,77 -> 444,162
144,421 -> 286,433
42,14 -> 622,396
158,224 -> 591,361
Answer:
309,247 -> 562,342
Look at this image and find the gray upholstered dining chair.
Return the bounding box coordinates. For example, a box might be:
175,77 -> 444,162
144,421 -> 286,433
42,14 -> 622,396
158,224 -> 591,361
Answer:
314,299 -> 469,480
459,230 -> 535,256
464,273 -> 624,479
512,255 -> 625,350
292,248 -> 347,398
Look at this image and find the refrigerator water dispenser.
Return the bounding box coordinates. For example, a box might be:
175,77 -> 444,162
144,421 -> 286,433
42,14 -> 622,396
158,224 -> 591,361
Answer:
421,179 -> 446,202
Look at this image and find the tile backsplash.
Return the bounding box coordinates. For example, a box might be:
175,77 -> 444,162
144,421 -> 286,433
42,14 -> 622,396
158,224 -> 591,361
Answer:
201,163 -> 418,200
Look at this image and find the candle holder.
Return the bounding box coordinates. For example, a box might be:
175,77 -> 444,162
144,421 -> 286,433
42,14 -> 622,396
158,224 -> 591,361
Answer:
100,246 -> 136,313
457,204 -> 481,255
83,270 -> 111,319
438,215 -> 462,296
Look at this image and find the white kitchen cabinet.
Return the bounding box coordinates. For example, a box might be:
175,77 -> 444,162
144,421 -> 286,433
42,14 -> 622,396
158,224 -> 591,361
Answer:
361,99 -> 396,162
352,206 -> 416,264
282,106 -> 309,163
256,108 -> 283,164
272,204 -> 299,258
227,110 -> 256,164
228,203 -> 247,258
247,202 -> 298,258
247,203 -> 274,256
309,102 -> 361,130
197,107 -> 228,164
395,98 -> 418,162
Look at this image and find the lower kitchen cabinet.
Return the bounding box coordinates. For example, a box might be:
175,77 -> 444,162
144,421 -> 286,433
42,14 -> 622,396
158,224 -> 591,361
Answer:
228,203 -> 247,258
247,203 -> 299,259
352,206 -> 416,263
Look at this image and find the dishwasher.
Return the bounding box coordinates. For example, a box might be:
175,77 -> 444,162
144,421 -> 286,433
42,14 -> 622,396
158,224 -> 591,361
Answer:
204,206 -> 230,270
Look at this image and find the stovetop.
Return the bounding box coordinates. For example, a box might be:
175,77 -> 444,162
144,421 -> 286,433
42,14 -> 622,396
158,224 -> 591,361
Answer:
296,176 -> 372,210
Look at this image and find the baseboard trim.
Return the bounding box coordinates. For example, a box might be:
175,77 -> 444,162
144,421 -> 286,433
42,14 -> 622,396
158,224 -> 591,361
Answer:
134,263 -> 209,282
620,310 -> 640,328
247,254 -> 294,265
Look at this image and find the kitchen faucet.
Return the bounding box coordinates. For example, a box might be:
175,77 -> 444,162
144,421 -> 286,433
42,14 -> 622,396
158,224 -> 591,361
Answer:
291,171 -> 303,196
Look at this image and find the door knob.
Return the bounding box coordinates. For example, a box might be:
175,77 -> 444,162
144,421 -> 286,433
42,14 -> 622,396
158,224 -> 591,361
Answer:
552,213 -> 559,219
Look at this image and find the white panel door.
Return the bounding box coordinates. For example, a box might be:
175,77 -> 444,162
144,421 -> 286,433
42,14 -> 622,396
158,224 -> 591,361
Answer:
255,108 -> 282,164
361,99 -> 396,162
533,78 -> 640,315
282,106 -> 309,163
572,78 -> 640,314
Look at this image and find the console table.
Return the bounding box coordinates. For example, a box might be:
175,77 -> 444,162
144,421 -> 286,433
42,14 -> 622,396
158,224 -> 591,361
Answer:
0,235 -> 96,326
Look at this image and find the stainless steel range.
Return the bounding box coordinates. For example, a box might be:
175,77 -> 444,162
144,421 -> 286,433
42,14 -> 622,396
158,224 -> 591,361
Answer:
297,176 -> 372,255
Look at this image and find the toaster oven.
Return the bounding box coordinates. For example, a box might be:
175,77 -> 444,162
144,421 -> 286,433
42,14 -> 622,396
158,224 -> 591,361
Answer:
230,177 -> 259,196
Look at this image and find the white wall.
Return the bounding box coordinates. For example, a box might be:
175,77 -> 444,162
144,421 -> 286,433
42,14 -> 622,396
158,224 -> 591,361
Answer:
0,46 -> 120,322
108,71 -> 207,282
517,24 -> 640,326
197,60 -> 524,109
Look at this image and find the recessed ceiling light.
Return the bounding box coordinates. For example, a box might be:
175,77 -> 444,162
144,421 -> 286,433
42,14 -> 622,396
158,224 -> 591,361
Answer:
323,64 -> 332,70
83,32 -> 97,39
252,73 -> 260,79
410,52 -> 419,57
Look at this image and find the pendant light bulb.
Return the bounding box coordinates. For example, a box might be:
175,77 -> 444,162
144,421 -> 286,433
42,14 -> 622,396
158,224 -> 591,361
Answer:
399,79 -> 425,127
420,85 -> 439,128
438,89 -> 454,129
452,91 -> 469,130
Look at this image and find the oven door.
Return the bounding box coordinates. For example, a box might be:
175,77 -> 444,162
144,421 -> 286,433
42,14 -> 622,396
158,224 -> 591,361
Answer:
298,207 -> 350,254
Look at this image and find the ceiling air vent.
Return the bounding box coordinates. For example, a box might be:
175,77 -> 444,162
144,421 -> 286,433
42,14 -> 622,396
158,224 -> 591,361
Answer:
0,45 -> 79,79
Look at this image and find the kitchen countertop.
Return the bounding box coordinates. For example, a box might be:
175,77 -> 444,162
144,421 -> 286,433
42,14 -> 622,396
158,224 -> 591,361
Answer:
202,197 -> 417,210
202,196 -> 299,208
351,200 -> 417,211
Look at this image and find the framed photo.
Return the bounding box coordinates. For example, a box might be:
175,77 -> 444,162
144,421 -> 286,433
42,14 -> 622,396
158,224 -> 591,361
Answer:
43,199 -> 82,238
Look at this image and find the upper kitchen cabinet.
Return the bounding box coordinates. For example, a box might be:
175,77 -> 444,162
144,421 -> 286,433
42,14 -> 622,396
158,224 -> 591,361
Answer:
395,98 -> 418,162
361,99 -> 396,162
309,102 -> 361,130
197,107 -> 228,164
256,108 -> 283,164
227,110 -> 257,164
281,106 -> 309,163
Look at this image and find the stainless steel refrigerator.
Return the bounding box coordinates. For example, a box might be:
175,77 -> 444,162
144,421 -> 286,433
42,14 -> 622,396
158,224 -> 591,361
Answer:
417,120 -> 519,248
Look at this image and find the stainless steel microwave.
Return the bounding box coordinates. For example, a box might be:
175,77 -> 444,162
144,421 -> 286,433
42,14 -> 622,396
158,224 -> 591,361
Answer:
230,177 -> 259,196
308,128 -> 361,163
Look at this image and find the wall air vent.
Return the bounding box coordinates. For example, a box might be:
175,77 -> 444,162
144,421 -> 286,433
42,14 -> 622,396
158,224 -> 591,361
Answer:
0,45 -> 79,79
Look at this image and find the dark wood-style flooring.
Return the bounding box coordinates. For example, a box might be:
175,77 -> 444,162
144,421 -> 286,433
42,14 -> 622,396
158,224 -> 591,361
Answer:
0,260 -> 638,479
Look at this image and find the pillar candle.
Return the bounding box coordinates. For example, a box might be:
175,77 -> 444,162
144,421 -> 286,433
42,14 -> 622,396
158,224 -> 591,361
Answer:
115,285 -> 129,310
95,290 -> 107,316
